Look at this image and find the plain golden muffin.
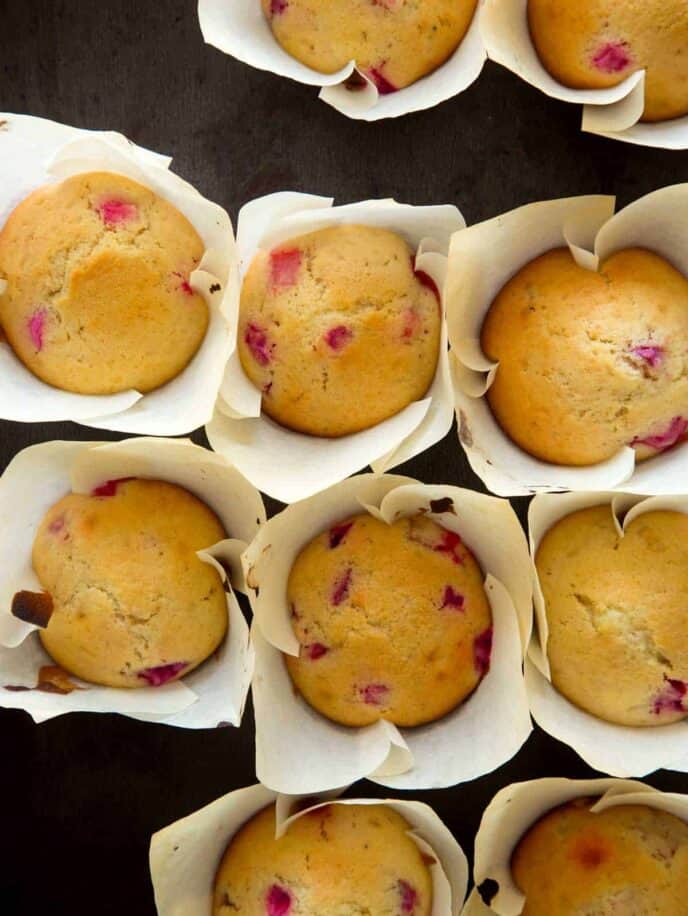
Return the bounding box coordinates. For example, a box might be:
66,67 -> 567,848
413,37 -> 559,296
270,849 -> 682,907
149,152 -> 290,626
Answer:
512,796 -> 688,915
238,224 -> 441,438
528,0 -> 688,123
33,478 -> 227,688
481,247 -> 688,467
0,171 -> 208,395
285,512 -> 492,728
261,0 -> 477,94
213,803 -> 433,916
535,506 -> 688,727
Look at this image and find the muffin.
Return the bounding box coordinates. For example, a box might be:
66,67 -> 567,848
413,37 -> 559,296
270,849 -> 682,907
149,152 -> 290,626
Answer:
238,224 -> 441,438
261,0 -> 478,94
481,247 -> 688,467
527,0 -> 688,123
512,796 -> 688,915
32,477 -> 227,688
213,802 -> 433,915
0,171 -> 208,395
535,505 -> 688,726
285,512 -> 492,728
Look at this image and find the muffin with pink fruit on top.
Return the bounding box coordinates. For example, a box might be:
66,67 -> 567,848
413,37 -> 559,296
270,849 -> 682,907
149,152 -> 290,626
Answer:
238,223 -> 442,438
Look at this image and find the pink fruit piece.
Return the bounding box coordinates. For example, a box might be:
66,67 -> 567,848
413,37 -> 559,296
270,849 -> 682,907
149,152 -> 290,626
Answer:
48,516 -> 65,534
474,627 -> 493,676
27,308 -> 48,351
270,248 -> 302,289
632,416 -> 688,452
96,198 -> 139,227
329,521 -> 353,549
324,325 -> 353,351
332,567 -> 352,606
399,880 -> 418,913
652,677 -> 688,715
411,257 -> 441,304
630,343 -> 664,368
245,322 -> 274,367
91,477 -> 135,498
138,662 -> 188,686
266,884 -> 292,916
592,41 -> 631,74
441,586 -> 465,611
172,271 -> 194,296
307,643 -> 329,661
360,683 -> 389,706
270,0 -> 288,13
435,530 -> 464,565
367,65 -> 398,95
402,308 -> 421,340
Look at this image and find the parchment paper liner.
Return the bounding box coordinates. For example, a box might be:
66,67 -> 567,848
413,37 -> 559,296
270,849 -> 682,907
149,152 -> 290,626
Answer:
198,0 -> 485,121
461,776 -> 688,915
242,473 -> 532,793
0,113 -> 236,434
206,193 -> 463,503
0,437 -> 266,727
150,783 -> 469,916
480,0 -> 688,149
524,491 -> 688,777
447,187 -> 688,497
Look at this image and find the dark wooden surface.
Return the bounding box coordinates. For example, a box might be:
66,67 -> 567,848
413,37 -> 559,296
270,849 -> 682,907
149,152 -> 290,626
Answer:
2,2 -> 688,914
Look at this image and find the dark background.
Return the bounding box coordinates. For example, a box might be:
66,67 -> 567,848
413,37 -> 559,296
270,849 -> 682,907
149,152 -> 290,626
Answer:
2,1 -> 688,913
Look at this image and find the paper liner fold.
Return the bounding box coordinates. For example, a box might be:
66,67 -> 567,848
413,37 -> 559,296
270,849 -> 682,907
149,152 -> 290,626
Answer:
243,473 -> 532,792
150,784 -> 469,916
207,193 -> 463,503
0,438 -> 265,728
0,113 -> 235,434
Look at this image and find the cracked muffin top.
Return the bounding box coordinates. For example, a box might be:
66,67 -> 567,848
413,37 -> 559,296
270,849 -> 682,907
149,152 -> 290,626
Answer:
32,477 -> 227,688
285,512 -> 492,728
213,802 -> 433,916
481,247 -> 688,467
238,224 -> 442,438
535,505 -> 688,726
0,171 -> 208,395
528,0 -> 688,123
261,0 -> 478,95
512,796 -> 688,915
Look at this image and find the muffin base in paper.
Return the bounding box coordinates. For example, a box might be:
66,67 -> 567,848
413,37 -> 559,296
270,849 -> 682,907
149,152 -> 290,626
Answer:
150,783 -> 468,916
243,473 -> 532,793
0,437 -> 266,728
198,0 -> 485,121
480,0 -> 688,149
462,776 -> 688,916
525,491 -> 688,778
447,187 -> 688,497
206,192 -> 462,504
0,113 -> 235,434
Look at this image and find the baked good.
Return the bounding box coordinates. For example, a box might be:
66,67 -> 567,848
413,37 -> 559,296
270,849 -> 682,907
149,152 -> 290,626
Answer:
213,802 -> 433,915
238,224 -> 441,438
0,171 -> 208,394
512,796 -> 688,915
261,0 -> 478,93
481,247 -> 688,466
285,512 -> 492,727
528,0 -> 688,123
33,477 -> 227,688
535,505 -> 688,726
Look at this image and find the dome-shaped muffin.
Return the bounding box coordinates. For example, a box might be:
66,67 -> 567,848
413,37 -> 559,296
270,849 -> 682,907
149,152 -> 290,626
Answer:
535,505 -> 688,726
0,171 -> 208,395
481,247 -> 688,467
527,0 -> 688,123
285,512 -> 492,728
33,478 -> 227,688
238,224 -> 441,438
213,802 -> 433,916
512,796 -> 688,915
261,0 -> 477,94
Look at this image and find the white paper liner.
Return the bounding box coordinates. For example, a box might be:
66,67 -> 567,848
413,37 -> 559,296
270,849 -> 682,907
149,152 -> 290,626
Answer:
0,113 -> 235,434
242,473 -> 532,793
447,188 -> 688,496
524,491 -> 688,777
150,783 -> 468,916
462,776 -> 688,916
198,0 -> 485,121
0,437 -> 265,727
206,193 -> 463,503
480,0 -> 688,149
